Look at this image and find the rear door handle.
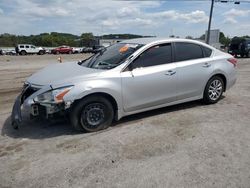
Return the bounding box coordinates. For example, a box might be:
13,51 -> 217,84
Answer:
203,63 -> 211,68
165,70 -> 176,76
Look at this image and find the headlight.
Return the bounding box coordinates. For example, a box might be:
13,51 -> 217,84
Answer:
34,86 -> 73,103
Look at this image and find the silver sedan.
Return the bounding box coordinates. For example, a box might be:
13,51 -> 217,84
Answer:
11,38 -> 237,132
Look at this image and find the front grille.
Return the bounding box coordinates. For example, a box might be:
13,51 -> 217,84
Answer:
21,85 -> 40,103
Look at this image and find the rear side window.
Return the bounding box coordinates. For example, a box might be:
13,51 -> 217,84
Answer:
175,42 -> 203,62
132,43 -> 172,69
20,45 -> 24,48
202,46 -> 212,57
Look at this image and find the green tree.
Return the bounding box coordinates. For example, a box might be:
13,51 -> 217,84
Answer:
198,34 -> 205,40
80,33 -> 95,47
185,36 -> 193,39
219,32 -> 231,46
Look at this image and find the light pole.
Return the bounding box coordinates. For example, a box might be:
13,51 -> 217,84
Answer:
206,0 -> 242,44
206,0 -> 215,44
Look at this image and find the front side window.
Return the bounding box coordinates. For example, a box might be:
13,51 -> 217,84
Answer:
132,43 -> 172,69
175,42 -> 203,62
25,45 -> 30,48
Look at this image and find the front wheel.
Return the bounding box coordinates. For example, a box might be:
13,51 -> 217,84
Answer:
203,76 -> 224,104
38,50 -> 44,55
69,96 -> 114,132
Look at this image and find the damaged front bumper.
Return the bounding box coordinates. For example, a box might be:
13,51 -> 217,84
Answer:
11,84 -> 71,129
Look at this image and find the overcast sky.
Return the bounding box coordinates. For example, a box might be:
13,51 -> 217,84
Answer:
0,0 -> 249,38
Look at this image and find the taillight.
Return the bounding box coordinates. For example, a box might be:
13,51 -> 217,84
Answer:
227,58 -> 237,67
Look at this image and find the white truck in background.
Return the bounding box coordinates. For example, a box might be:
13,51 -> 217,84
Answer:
15,44 -> 46,55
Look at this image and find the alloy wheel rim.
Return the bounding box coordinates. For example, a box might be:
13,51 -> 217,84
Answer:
208,79 -> 223,101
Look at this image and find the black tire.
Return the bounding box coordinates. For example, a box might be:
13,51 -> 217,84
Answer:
20,50 -> 26,55
69,96 -> 114,132
38,50 -> 44,55
203,76 -> 225,104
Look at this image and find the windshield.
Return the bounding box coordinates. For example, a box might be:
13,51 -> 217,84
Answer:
81,43 -> 143,70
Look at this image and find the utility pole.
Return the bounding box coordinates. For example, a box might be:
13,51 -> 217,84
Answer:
206,0 -> 215,44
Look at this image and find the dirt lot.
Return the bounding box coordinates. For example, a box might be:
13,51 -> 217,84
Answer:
0,54 -> 250,187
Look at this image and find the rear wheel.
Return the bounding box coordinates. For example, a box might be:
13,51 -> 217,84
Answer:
203,76 -> 224,104
69,96 -> 114,132
20,50 -> 26,55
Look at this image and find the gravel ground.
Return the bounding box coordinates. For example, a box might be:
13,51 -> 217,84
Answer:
0,55 -> 250,188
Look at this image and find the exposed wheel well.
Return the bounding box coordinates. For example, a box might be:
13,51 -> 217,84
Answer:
210,74 -> 227,91
73,92 -> 118,117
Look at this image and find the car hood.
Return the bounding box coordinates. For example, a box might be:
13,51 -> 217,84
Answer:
26,62 -> 102,86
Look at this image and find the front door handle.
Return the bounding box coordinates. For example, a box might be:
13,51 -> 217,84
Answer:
203,63 -> 211,68
165,70 -> 176,76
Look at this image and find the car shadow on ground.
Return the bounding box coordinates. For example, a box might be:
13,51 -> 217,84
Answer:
1,100 -> 205,140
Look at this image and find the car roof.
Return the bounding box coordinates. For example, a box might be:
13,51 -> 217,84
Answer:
121,37 -> 210,47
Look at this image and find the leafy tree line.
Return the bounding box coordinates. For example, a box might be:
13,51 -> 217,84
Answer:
0,32 -> 150,47
0,32 -> 81,47
1,31 -> 248,47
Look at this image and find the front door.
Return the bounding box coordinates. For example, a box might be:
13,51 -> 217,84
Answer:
121,43 -> 177,112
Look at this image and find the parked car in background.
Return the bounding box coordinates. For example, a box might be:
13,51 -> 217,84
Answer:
92,45 -> 105,54
5,49 -> 17,55
44,48 -> 52,54
81,47 -> 93,53
72,47 -> 82,54
228,37 -> 250,57
11,38 -> 237,132
15,44 -> 45,55
51,46 -> 73,54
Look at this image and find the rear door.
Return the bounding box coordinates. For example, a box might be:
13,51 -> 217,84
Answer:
121,43 -> 177,112
174,42 -> 214,100
25,45 -> 31,53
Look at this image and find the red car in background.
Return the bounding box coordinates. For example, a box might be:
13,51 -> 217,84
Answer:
51,46 -> 73,54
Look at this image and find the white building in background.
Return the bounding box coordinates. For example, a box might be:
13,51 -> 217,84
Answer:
205,29 -> 220,44
99,39 -> 126,47
205,29 -> 222,49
